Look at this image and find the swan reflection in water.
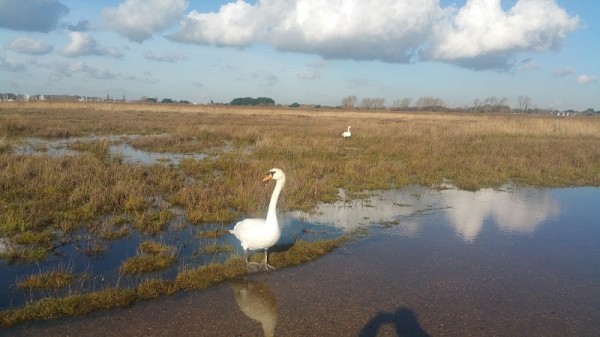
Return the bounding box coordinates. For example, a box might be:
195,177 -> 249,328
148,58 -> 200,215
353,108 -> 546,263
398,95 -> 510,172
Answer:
231,278 -> 277,337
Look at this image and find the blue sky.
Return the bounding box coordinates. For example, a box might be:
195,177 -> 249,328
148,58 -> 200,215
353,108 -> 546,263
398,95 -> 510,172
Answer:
0,0 -> 598,110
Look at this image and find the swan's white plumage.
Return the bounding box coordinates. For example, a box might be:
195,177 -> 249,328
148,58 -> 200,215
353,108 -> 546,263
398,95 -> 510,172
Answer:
230,168 -> 285,271
342,126 -> 351,138
231,217 -> 280,251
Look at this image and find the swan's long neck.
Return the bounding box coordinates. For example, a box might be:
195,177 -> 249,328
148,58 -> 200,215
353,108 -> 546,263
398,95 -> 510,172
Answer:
266,178 -> 285,225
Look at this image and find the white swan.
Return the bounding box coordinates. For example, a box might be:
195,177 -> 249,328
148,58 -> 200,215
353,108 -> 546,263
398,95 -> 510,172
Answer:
230,168 -> 285,272
342,126 -> 351,138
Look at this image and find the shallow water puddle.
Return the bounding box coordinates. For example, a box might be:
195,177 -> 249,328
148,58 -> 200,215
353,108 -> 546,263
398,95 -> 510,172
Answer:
3,187 -> 600,336
292,185 -> 561,241
12,135 -> 206,165
0,213 -> 339,310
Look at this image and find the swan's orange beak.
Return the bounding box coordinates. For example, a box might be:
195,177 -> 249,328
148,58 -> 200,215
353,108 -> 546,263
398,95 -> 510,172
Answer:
263,173 -> 273,182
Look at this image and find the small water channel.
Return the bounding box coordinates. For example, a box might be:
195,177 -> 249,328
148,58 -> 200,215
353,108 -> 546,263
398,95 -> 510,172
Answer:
3,186 -> 600,336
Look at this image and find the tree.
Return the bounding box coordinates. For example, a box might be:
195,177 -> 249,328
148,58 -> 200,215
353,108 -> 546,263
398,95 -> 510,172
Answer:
517,95 -> 531,113
391,98 -> 411,110
289,102 -> 300,108
341,95 -> 357,109
230,97 -> 275,106
471,96 -> 510,113
415,96 -> 445,111
360,97 -> 386,110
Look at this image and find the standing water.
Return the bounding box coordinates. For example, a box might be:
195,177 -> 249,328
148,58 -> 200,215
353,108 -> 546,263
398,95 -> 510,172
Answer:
4,186 -> 600,336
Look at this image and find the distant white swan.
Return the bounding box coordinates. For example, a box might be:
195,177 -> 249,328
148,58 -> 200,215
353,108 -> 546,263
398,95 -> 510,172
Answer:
230,168 -> 285,272
342,126 -> 351,138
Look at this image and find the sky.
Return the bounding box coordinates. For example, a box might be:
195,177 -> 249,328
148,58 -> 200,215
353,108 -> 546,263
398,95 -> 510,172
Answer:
0,0 -> 598,110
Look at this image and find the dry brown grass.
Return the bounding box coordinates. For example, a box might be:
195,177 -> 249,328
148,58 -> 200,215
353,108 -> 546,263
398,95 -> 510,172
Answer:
120,241 -> 177,275
1,101 -> 599,236
18,270 -> 75,290
0,101 -> 597,326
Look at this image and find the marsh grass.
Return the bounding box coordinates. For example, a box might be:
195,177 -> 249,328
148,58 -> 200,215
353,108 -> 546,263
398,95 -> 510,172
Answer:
0,288 -> 137,327
13,231 -> 54,246
0,238 -> 346,327
196,229 -> 228,239
132,209 -> 175,236
18,270 -> 75,290
1,247 -> 50,264
68,140 -> 110,159
0,136 -> 9,153
0,101 -> 599,326
199,243 -> 235,254
120,241 -> 178,275
99,225 -> 130,241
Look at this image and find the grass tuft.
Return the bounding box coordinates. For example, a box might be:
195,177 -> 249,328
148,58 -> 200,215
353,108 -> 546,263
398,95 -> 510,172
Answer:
120,241 -> 177,275
18,270 -> 75,290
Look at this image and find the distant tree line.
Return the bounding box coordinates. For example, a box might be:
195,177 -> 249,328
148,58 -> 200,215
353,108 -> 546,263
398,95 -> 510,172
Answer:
1,91 -> 597,115
230,97 -> 275,106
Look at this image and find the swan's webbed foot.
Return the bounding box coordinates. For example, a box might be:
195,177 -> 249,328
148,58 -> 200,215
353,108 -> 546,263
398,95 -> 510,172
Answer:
259,250 -> 275,272
246,261 -> 260,273
259,263 -> 276,272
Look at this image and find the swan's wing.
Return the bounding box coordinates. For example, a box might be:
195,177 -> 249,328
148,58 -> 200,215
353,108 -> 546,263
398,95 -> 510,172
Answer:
231,218 -> 266,240
231,218 -> 281,250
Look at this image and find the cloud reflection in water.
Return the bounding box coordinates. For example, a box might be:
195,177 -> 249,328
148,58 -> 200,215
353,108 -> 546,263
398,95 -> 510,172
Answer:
292,186 -> 560,242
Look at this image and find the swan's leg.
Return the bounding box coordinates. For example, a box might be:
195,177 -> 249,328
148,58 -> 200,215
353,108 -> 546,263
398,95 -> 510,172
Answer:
261,249 -> 275,272
244,249 -> 259,273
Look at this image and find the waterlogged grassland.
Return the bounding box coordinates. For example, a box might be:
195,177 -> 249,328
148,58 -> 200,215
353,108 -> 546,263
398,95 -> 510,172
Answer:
0,239 -> 345,327
0,101 -> 599,325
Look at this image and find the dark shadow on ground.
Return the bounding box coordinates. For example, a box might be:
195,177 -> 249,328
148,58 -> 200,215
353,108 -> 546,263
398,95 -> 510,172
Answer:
359,307 -> 431,337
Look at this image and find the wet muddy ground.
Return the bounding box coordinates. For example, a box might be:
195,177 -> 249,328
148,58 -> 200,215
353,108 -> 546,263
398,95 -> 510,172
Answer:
4,187 -> 599,336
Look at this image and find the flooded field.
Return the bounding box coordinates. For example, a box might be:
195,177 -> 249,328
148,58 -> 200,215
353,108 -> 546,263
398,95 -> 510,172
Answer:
4,186 -> 599,336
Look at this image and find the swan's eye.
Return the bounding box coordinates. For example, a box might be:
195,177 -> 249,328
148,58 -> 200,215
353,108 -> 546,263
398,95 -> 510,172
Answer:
269,171 -> 275,176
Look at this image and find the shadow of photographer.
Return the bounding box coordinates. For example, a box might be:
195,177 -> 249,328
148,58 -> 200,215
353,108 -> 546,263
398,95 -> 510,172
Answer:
359,307 -> 431,337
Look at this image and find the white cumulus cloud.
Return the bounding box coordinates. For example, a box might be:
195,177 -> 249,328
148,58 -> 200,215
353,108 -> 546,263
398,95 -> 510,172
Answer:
61,32 -> 122,58
170,0 -> 266,46
103,0 -> 187,42
168,0 -> 580,71
425,0 -> 580,69
576,75 -> 597,85
8,37 -> 53,55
